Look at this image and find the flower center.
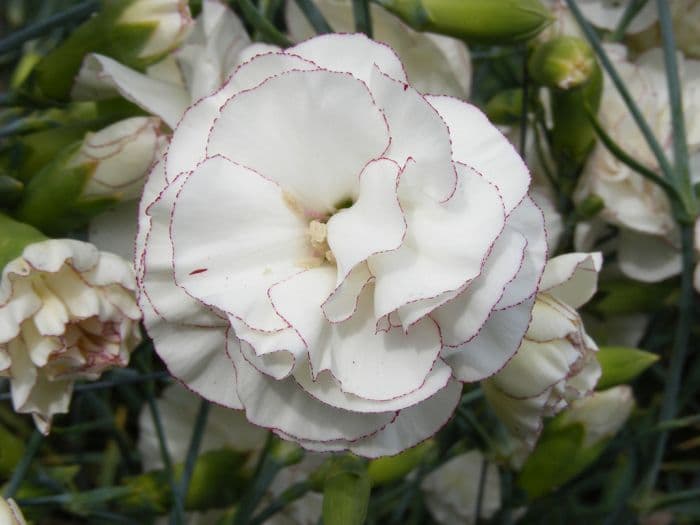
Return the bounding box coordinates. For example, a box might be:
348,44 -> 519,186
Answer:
307,219 -> 335,265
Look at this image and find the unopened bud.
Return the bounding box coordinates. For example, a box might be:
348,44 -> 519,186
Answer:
576,194 -> 605,219
485,89 -> 524,125
375,0 -> 553,45
368,439 -> 436,486
529,36 -> 596,90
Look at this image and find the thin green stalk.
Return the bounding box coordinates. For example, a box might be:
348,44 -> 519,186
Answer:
643,223 -> 696,492
352,0 -> 373,37
294,0 -> 334,34
170,399 -> 210,523
232,434 -> 281,525
474,456 -> 488,525
84,393 -> 139,473
656,0 -> 698,217
237,0 -> 293,47
249,480 -> 312,525
585,106 -> 679,199
3,429 -> 43,498
611,0 -> 649,41
565,0 -> 676,183
0,0 -> 98,56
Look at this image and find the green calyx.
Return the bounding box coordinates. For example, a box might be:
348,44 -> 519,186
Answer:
376,0 -> 553,45
529,36 -> 596,90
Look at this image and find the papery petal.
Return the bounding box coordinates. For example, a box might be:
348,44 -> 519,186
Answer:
540,252 -> 603,308
72,54 -> 190,128
426,95 -> 530,214
89,201 -> 139,262
370,163 -> 505,321
171,156 -> 308,330
287,33 -> 407,85
442,297 -> 535,382
207,69 -> 390,214
326,158 -> 405,283
322,264 -> 373,323
618,229 -> 682,283
228,332 -> 393,442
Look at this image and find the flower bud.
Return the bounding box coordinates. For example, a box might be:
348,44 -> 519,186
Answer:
15,117 -> 163,235
367,439 -> 435,486
375,0 -> 553,45
576,194 -> 605,220
0,498 -> 26,525
485,89 -> 523,125
529,36 -> 596,90
33,0 -> 192,100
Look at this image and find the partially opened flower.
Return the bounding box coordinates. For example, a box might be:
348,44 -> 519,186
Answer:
73,0 -> 262,129
483,252 -> 602,447
137,33 -> 547,457
286,0 -> 471,98
421,450 -> 501,525
0,238 -> 141,433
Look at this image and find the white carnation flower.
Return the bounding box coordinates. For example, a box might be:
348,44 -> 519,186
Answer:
0,239 -> 141,433
286,0 -> 471,98
483,253 -> 602,447
0,498 -> 26,525
421,450 -> 501,525
137,33 -> 547,457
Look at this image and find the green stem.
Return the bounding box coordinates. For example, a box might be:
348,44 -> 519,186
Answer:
293,0 -> 334,34
237,0 -> 293,47
352,0 -> 373,37
643,222 -> 695,492
170,399 -> 210,523
611,0 -> 649,41
249,480 -> 312,525
564,0 -> 676,183
656,0 -> 698,218
0,0 -> 98,56
3,429 -> 43,498
474,456 -> 488,525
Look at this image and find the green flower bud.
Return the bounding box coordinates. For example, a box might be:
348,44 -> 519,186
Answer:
529,36 -> 596,90
33,0 -> 192,101
576,194 -> 605,219
367,439 -> 436,486
375,0 -> 553,45
0,213 -> 47,270
485,89 -> 524,125
316,455 -> 370,525
14,116 -> 162,235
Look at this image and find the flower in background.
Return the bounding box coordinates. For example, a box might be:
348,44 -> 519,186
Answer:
0,238 -> 141,433
0,497 -> 26,525
139,384 -> 323,525
72,0 -> 266,129
286,0 -> 471,98
137,33 -> 547,457
574,45 -> 700,285
421,450 -> 501,525
483,252 -> 602,447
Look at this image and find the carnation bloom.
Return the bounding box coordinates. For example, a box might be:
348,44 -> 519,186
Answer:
286,0 -> 471,98
0,239 -> 141,433
421,450 -> 500,525
574,45 -> 700,285
482,252 -> 602,447
137,33 -> 546,457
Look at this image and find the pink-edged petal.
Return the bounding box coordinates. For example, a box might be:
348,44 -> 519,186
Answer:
426,95 -> 531,214
326,158 -> 405,284
207,69 -> 390,214
495,197 -> 547,310
481,380 -> 548,446
140,299 -> 241,408
618,229 -> 682,283
348,380 -> 462,458
238,339 -> 296,380
434,228 -> 527,346
165,52 -> 319,181
287,33 -> 407,85
228,331 -> 393,442
72,54 -> 190,129
293,358 -> 452,413
370,163 -> 505,321
369,67 -> 456,201
442,297 -> 535,383
0,280 -> 41,344
229,316 -> 305,358
540,252 -> 603,309
141,173 -> 224,327
89,201 -> 139,263
171,156 -> 308,331
320,288 -> 442,401
322,264 -> 373,323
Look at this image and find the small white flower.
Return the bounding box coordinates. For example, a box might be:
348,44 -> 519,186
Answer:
560,385 -> 634,447
286,0 -> 471,98
483,252 -> 602,447
0,497 -> 26,525
117,0 -> 193,61
421,450 -> 501,525
137,33 -> 547,457
0,239 -> 141,433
